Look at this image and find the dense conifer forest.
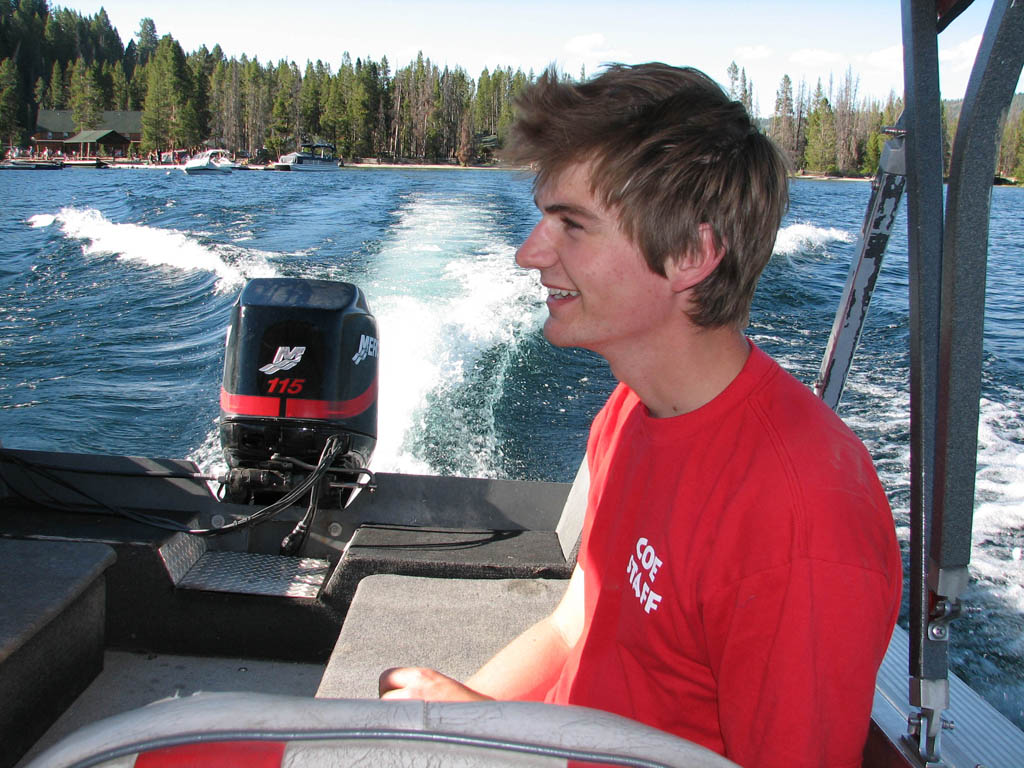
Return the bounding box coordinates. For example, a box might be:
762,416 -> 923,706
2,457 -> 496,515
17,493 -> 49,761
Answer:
2,1 -> 1023,175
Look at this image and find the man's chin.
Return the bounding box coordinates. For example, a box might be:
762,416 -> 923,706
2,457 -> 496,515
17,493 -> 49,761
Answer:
542,322 -> 572,348
543,323 -> 593,353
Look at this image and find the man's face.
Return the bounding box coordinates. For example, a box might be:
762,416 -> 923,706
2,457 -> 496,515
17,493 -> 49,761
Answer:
515,163 -> 678,361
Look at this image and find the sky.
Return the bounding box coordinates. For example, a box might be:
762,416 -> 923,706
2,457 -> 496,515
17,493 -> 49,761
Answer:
81,0 -> 1018,109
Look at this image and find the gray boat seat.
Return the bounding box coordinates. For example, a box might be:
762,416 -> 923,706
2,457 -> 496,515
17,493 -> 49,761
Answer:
323,460 -> 590,607
0,540 -> 116,768
317,460 -> 590,698
317,574 -> 565,698
24,692 -> 739,768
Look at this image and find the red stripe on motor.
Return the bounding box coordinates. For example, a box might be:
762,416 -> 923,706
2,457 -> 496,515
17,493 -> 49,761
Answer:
285,377 -> 377,419
220,390 -> 280,417
135,740 -> 286,768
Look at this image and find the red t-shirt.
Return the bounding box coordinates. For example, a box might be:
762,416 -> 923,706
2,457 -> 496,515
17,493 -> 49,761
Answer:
544,343 -> 902,768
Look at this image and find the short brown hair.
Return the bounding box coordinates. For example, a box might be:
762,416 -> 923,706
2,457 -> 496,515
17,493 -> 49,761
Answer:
507,63 -> 789,329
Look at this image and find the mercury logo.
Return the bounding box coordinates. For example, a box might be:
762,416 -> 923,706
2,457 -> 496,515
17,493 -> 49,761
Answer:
259,346 -> 306,374
352,334 -> 378,365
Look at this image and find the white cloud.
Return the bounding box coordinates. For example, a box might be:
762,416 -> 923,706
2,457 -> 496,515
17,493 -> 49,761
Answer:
735,45 -> 773,61
940,33 -> 982,73
561,32 -> 633,73
566,33 -> 606,56
789,48 -> 845,69
858,44 -> 903,73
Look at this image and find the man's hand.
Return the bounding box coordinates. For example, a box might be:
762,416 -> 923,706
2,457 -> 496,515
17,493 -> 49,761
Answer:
378,667 -> 493,701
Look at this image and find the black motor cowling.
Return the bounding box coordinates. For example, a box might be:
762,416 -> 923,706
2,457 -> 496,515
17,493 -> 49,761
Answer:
219,278 -> 377,499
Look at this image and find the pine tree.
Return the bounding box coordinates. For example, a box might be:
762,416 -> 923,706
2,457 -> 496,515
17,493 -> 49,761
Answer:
128,60 -> 147,110
45,60 -> 66,109
33,75 -> 46,107
803,79 -> 837,172
267,60 -> 299,157
136,19 -> 158,68
475,68 -> 492,134
242,57 -> 270,156
90,8 -> 124,67
0,58 -> 22,146
185,49 -> 211,144
69,57 -> 103,131
210,58 -> 244,151
727,61 -> 739,101
321,66 -> 345,149
141,36 -> 196,152
298,60 -> 322,141
770,74 -> 797,168
941,100 -> 955,176
833,68 -> 859,174
346,59 -> 369,157
1012,109 -> 1024,182
109,60 -> 129,110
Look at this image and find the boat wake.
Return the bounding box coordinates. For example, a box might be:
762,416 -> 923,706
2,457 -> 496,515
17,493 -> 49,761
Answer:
361,193 -> 542,477
27,207 -> 279,292
773,221 -> 853,258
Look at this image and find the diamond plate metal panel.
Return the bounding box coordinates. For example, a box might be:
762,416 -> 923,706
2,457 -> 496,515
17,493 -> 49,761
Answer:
159,533 -> 207,584
177,552 -> 329,598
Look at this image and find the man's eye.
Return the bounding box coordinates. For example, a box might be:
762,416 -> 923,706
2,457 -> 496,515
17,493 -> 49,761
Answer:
562,217 -> 583,231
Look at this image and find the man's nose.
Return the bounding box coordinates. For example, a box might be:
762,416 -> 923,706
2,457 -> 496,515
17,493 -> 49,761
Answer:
515,222 -> 553,270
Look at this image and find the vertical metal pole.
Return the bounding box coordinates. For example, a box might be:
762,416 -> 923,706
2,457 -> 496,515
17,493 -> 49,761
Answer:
901,0 -> 945,761
933,0 -> 1024,589
902,1 -> 1024,763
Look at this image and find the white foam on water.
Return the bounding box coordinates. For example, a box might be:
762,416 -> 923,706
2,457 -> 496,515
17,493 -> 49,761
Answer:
773,222 -> 853,256
969,398 -> 1024,611
189,421 -> 229,494
27,213 -> 55,228
41,207 -> 279,292
372,293 -> 442,475
367,194 -> 541,476
841,375 -> 1024,621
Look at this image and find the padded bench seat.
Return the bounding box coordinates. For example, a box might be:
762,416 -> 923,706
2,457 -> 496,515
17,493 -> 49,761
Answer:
324,524 -> 572,610
317,574 -> 566,699
0,539 -> 116,768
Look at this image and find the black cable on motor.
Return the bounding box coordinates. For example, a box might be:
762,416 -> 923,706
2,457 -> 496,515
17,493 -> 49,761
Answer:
190,435 -> 345,536
279,471 -> 321,556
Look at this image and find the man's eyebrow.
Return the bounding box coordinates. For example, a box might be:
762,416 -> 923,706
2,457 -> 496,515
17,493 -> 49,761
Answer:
536,200 -> 601,220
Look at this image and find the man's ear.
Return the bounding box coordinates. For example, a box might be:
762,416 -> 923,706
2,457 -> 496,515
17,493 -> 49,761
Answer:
666,223 -> 725,293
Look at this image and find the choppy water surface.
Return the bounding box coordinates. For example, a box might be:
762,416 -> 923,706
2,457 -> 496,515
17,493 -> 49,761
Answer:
1,167 -> 1022,726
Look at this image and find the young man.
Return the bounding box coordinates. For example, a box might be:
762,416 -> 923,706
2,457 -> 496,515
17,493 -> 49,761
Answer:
379,63 -> 902,768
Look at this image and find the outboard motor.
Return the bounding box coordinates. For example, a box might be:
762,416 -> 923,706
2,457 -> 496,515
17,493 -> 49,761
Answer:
219,278 -> 377,507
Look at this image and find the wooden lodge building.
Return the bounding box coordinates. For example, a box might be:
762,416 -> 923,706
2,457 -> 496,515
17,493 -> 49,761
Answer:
32,110 -> 142,158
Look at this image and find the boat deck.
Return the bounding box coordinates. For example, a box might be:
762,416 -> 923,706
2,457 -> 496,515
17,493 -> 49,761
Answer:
3,448 -> 1024,767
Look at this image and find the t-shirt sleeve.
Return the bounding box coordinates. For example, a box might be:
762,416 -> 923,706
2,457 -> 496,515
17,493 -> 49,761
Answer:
701,557 -> 897,768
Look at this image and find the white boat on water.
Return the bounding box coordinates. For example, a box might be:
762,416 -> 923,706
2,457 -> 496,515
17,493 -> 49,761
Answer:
274,143 -> 342,171
183,149 -> 235,175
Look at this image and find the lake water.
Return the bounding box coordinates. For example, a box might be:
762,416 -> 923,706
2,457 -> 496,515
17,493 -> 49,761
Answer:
1,165 -> 1022,726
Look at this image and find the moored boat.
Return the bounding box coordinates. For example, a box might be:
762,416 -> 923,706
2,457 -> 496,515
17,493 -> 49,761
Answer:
0,158 -> 64,170
63,158 -> 109,169
274,143 -> 342,171
183,149 -> 235,175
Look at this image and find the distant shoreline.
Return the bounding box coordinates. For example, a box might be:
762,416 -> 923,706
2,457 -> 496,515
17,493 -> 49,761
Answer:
101,161 -> 523,172
103,162 -> 872,179
792,172 -> 871,183
346,161 -> 518,171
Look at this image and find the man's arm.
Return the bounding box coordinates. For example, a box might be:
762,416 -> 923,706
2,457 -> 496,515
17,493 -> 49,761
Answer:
379,564 -> 585,701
